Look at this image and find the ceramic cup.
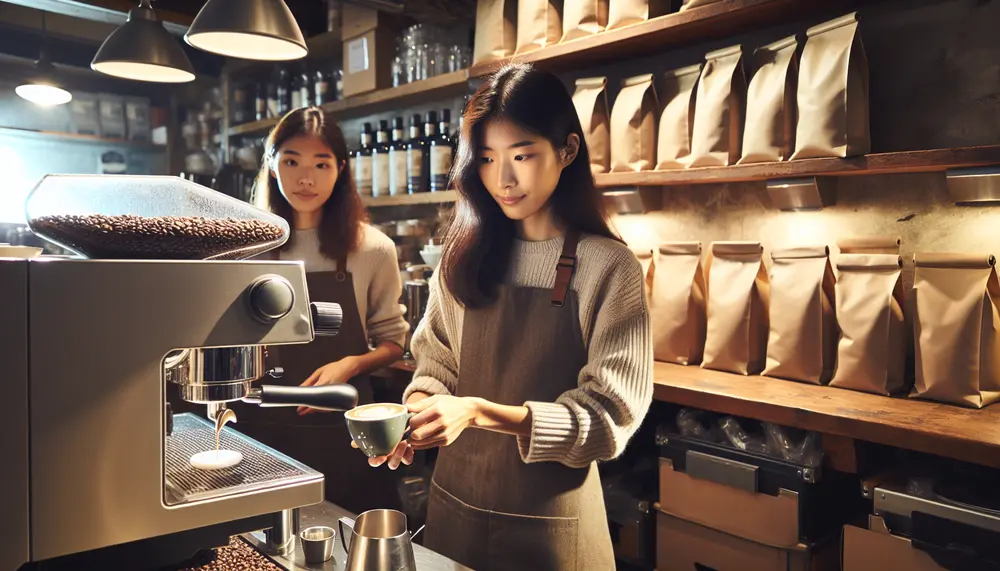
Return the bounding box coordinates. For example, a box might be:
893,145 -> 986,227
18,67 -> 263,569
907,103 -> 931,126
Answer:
345,402 -> 413,458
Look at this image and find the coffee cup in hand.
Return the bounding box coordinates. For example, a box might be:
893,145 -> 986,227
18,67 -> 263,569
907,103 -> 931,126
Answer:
344,403 -> 413,458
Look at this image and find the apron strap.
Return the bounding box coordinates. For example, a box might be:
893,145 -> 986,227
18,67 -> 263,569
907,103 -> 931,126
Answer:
335,251 -> 349,282
551,231 -> 580,307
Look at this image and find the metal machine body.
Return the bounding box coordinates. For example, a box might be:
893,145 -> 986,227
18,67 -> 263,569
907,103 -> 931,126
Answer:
0,257 -> 332,569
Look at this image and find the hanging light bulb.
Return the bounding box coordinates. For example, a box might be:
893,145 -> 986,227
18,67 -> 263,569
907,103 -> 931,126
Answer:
92,0 -> 195,83
185,0 -> 307,61
16,13 -> 72,107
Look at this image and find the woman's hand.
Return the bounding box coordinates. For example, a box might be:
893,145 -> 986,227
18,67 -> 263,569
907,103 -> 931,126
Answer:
297,357 -> 361,415
406,395 -> 480,450
354,439 -> 414,470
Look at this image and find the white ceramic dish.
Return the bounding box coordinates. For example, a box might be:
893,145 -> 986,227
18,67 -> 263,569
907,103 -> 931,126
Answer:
420,249 -> 442,269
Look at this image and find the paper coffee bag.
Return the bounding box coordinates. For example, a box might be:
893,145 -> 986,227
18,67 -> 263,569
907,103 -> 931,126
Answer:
563,0 -> 609,42
762,247 -> 837,385
610,74 -> 658,172
656,64 -> 701,170
517,0 -> 563,54
837,235 -> 900,255
572,77 -> 611,175
473,0 -> 517,65
830,254 -> 906,396
608,0 -> 670,30
689,45 -> 746,168
633,247 -> 654,287
680,0 -> 724,11
911,253 -> 1000,409
791,12 -> 870,159
652,242 -> 707,365
702,242 -> 770,375
739,36 -> 798,164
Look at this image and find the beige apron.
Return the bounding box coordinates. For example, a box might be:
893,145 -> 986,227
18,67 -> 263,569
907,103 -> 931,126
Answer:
423,232 -> 615,571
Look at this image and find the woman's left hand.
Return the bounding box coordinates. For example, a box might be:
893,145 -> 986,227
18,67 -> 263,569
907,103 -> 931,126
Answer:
297,356 -> 360,415
407,395 -> 480,450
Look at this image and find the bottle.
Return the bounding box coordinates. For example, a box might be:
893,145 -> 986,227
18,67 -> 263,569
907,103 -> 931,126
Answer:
406,113 -> 426,194
314,69 -> 331,106
277,67 -> 291,115
421,111 -> 438,192
372,120 -> 391,198
254,82 -> 267,121
290,70 -> 303,110
355,123 -> 374,197
388,117 -> 407,196
429,109 -> 454,192
299,68 -> 312,109
348,144 -> 357,179
232,82 -> 248,124
266,79 -> 279,119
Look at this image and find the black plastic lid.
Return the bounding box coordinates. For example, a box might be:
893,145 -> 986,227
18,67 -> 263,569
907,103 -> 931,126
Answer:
393,116 -> 404,129
379,119 -> 389,131
441,109 -> 451,123
410,113 -> 422,126
426,110 -> 438,124
362,122 -> 372,133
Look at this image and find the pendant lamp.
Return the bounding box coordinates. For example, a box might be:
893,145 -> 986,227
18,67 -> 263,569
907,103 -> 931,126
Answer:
16,14 -> 72,106
185,0 -> 307,61
92,0 -> 195,83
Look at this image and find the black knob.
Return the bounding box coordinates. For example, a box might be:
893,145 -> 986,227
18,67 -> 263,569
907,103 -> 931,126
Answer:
310,302 -> 343,337
248,276 -> 296,323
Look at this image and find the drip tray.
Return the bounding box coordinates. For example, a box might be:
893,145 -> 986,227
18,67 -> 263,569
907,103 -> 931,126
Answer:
165,413 -> 321,506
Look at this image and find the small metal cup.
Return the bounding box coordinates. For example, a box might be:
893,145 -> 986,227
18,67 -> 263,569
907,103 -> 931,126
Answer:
300,525 -> 335,564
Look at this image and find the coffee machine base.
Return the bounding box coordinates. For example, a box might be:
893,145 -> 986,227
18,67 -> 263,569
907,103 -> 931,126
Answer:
18,514 -> 273,571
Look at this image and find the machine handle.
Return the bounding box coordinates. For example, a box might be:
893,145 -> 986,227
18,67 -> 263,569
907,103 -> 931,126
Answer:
248,384 -> 359,411
310,302 -> 343,337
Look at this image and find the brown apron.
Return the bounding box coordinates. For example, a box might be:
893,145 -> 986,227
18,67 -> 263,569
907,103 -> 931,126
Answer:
423,232 -> 615,571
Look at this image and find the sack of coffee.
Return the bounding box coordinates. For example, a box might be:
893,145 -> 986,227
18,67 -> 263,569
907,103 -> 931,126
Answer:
680,0 -> 724,11
633,247 -> 654,287
562,0 -> 609,42
516,0 -> 562,54
608,0 -> 670,30
652,242 -> 707,365
762,247 -> 837,385
473,0 -> 517,65
910,254 -> 1000,408
610,74 -> 658,172
656,64 -> 701,170
829,254 -> 906,396
572,77 -> 611,175
791,12 -> 870,159
738,36 -> 799,164
702,242 -> 770,375
689,45 -> 746,168
837,235 -> 900,255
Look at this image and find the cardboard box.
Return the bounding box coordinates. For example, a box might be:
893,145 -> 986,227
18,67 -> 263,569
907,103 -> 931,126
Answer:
341,4 -> 394,97
341,3 -> 379,41
659,456 -> 800,547
656,512 -> 838,571
842,518 -> 949,571
98,93 -> 126,139
124,97 -> 151,142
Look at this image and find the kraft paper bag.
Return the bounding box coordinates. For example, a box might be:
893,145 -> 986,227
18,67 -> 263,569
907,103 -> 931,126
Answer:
633,247 -> 654,289
562,0 -> 609,42
830,254 -> 906,396
572,77 -> 611,175
611,74 -> 658,172
702,242 -> 770,375
791,12 -> 870,159
516,0 -> 563,54
762,246 -> 837,385
739,36 -> 799,164
689,45 -> 746,168
656,64 -> 701,170
837,235 -> 900,255
910,253 -> 1000,409
652,242 -> 707,365
680,0 -> 724,11
473,0 -> 517,65
608,0 -> 670,30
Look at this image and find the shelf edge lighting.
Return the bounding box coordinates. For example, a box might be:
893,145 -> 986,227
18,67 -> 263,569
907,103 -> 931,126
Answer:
184,0 -> 308,61
91,0 -> 195,83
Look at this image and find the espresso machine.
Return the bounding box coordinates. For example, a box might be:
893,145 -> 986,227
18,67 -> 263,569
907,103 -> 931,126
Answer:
1,175 -> 360,570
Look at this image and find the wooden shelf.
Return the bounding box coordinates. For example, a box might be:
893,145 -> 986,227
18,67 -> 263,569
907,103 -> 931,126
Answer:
470,0 -> 860,77
594,145 -> 1000,188
229,70 -> 471,137
0,126 -> 166,150
362,190 -> 458,208
653,362 -> 1000,469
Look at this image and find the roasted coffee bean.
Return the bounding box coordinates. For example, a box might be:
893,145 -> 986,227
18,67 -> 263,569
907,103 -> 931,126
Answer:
33,214 -> 285,260
170,536 -> 283,571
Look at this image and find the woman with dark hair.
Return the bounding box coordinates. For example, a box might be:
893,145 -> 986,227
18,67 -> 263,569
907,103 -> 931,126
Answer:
236,106 -> 408,514
365,64 -> 653,569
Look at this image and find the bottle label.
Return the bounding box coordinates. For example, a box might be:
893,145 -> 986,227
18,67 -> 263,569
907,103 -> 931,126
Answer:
430,145 -> 453,191
267,98 -> 279,118
389,148 -> 407,195
299,88 -> 311,108
407,148 -> 424,192
315,81 -> 329,105
291,91 -> 302,110
355,155 -> 373,196
372,153 -> 390,197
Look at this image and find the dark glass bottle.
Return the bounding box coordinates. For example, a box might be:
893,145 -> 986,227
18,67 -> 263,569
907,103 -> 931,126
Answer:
372,120 -> 391,198
355,123 -> 374,197
314,69 -> 331,106
298,69 -> 312,109
277,67 -> 291,115
388,117 -> 407,196
406,114 -> 427,193
421,111 -> 438,193
429,109 -> 454,192
254,82 -> 267,121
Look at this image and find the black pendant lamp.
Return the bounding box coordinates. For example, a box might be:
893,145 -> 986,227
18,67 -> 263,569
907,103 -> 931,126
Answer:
92,0 -> 195,83
16,14 -> 72,106
185,0 -> 308,61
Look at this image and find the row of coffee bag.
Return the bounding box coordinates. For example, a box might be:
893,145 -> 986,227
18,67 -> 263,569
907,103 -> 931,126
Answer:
475,0 -> 727,63
637,237 -> 1000,409
573,12 -> 870,175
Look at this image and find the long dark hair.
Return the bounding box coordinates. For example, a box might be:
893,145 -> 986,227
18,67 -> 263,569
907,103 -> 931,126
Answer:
253,107 -> 368,260
441,63 -> 620,308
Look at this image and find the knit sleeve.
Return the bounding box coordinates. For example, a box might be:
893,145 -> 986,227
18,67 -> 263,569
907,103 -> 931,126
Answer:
517,251 -> 654,468
365,241 -> 409,349
404,272 -> 461,401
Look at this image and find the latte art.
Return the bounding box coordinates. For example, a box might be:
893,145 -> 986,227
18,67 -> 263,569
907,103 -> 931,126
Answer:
348,404 -> 405,420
